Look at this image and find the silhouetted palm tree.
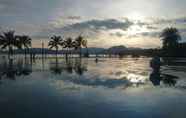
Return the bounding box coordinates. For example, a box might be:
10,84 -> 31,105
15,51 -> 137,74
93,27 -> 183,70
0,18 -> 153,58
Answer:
74,35 -> 87,58
63,37 -> 74,59
160,27 -> 181,50
0,30 -> 20,59
17,35 -> 32,58
48,35 -> 63,58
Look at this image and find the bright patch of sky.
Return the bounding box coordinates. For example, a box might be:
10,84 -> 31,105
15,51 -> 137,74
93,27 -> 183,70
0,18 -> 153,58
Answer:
0,0 -> 186,48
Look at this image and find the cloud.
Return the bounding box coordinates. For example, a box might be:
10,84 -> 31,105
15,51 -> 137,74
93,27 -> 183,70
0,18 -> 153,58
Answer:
148,17 -> 186,25
139,32 -> 160,38
146,25 -> 159,30
66,16 -> 82,20
0,0 -> 32,14
62,18 -> 133,31
110,32 -> 125,37
34,18 -> 134,39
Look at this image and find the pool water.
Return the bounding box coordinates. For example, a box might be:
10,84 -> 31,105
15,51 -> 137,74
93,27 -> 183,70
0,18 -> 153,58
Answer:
0,57 -> 186,118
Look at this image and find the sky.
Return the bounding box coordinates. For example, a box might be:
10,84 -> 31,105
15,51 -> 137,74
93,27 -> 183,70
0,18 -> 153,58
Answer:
0,0 -> 186,48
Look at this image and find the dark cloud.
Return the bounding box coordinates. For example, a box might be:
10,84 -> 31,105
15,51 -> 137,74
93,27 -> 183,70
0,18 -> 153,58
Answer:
140,32 -> 160,37
66,16 -> 82,20
136,21 -> 149,27
62,19 -> 133,31
146,26 -> 158,30
126,31 -> 160,39
110,32 -> 124,37
34,18 -> 134,39
150,17 -> 186,25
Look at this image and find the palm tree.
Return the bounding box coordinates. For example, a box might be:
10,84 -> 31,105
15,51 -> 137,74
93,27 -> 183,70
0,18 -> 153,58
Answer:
160,27 -> 181,50
74,35 -> 87,58
17,35 -> 32,58
48,35 -> 63,58
63,37 -> 74,59
0,30 -> 20,59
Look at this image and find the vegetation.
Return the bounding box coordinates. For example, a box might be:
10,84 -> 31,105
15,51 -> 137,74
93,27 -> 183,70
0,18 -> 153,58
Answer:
160,27 -> 181,50
17,35 -> 32,58
160,27 -> 181,49
63,37 -> 74,59
47,35 -> 88,59
1,27 -> 186,59
0,30 -> 20,59
160,27 -> 182,56
48,35 -> 63,58
74,35 -> 87,58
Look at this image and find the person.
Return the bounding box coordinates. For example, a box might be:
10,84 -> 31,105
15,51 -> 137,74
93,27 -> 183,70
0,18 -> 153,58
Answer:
150,56 -> 161,73
149,56 -> 162,86
95,54 -> 98,63
150,72 -> 161,86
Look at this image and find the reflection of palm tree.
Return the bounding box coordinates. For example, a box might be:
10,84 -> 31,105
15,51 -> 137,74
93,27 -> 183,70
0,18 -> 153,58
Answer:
17,59 -> 32,76
74,35 -> 87,58
0,31 -> 20,59
0,59 -> 32,80
6,59 -> 17,79
66,59 -> 73,74
160,27 -> 181,50
150,72 -> 178,86
17,35 -> 32,58
74,59 -> 87,75
161,74 -> 178,86
49,59 -> 63,74
48,35 -> 63,58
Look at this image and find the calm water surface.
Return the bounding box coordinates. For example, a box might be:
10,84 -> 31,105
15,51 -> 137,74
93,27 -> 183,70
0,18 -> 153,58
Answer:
0,57 -> 186,118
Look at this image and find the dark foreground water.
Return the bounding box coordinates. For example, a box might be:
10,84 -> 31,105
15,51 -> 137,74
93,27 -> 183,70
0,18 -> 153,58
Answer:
0,57 -> 186,118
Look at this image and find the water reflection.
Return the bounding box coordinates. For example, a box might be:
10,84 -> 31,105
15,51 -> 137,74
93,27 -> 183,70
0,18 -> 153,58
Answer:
150,57 -> 179,86
0,57 -> 184,89
49,58 -> 87,76
74,58 -> 87,75
49,58 -> 63,74
150,72 -> 179,86
0,58 -> 32,80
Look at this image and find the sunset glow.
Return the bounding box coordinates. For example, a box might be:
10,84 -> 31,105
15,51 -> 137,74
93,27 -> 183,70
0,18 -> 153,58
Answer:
0,0 -> 186,48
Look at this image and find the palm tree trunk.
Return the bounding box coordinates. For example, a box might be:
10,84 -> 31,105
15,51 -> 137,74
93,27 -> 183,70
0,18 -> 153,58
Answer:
8,46 -> 13,59
8,46 -> 10,60
85,47 -> 89,57
65,48 -> 68,61
24,48 -> 27,59
79,47 -> 82,58
56,48 -> 58,59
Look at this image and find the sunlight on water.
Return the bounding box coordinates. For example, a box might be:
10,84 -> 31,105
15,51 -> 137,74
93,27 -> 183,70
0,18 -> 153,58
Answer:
127,73 -> 146,84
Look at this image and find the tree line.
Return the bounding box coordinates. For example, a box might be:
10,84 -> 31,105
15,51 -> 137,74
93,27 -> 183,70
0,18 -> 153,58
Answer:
0,30 -> 87,59
0,27 -> 184,58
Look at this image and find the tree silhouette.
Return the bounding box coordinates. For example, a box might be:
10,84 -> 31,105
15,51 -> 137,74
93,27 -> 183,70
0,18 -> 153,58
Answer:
63,37 -> 75,59
160,27 -> 181,50
0,30 -> 20,59
74,35 -> 87,58
48,35 -> 63,58
17,35 -> 32,58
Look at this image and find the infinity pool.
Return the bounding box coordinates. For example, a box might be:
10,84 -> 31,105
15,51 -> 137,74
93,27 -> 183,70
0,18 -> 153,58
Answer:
0,57 -> 186,118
